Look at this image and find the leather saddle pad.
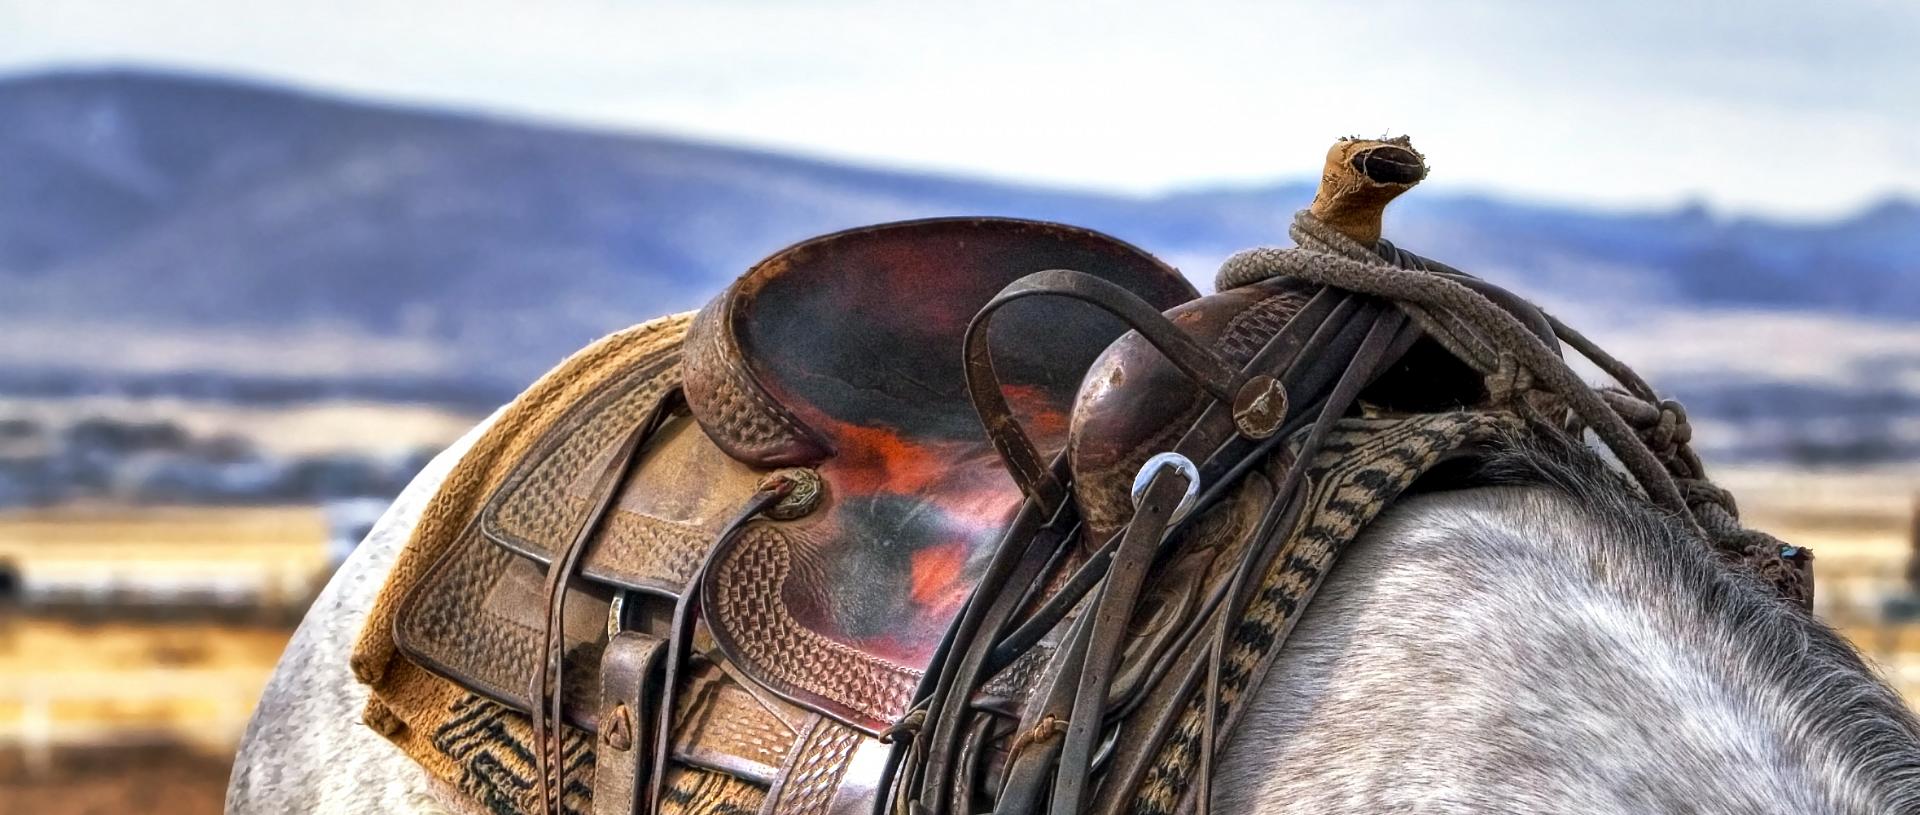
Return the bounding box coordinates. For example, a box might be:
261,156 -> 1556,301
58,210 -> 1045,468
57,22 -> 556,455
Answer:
396,218 -> 1196,734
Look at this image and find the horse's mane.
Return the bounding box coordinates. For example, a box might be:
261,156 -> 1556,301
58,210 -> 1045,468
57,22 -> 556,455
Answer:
1219,431 -> 1920,813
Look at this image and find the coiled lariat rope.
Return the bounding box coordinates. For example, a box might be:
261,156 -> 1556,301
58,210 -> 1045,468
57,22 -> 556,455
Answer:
1219,209 -> 1812,607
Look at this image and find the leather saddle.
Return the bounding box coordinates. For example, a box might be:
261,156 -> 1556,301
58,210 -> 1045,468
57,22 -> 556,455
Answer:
388,161 -> 1798,815
394,217 -> 1198,813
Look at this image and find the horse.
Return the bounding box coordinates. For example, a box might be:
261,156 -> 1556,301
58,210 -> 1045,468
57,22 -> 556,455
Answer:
226,137 -> 1920,814
225,409 -> 1920,814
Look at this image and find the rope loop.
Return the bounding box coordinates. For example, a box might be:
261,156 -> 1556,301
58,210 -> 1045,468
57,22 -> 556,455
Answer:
1215,208 -> 1815,611
1600,389 -> 1693,460
1005,714 -> 1069,762
1680,478 -> 1739,519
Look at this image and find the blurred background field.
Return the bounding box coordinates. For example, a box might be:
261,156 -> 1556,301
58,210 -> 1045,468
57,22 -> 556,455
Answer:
3,1 -> 1919,811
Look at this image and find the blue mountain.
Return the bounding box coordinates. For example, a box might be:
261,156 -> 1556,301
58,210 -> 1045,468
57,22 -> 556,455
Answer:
1,68 -> 1914,402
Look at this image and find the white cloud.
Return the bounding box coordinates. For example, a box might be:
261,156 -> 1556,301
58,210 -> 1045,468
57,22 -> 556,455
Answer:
3,0 -> 1915,217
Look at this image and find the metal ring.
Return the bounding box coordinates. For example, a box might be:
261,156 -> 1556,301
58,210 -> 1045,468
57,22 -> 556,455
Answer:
606,589 -> 629,640
1130,452 -> 1201,525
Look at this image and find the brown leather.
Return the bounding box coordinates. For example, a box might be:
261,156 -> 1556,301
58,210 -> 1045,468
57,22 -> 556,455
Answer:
397,408 -> 764,729
389,217 -> 1196,815
649,478 -> 796,815
1307,137 -> 1424,247
671,659 -> 799,784
395,348 -> 689,731
490,413 -> 769,596
761,716 -> 867,815
903,259 -> 1426,815
681,218 -> 1195,731
594,631 -> 669,815
538,397 -> 676,815
962,269 -> 1248,518
375,200 -> 1803,815
1067,280 -> 1321,538
390,232 -> 1424,815
1052,463 -> 1191,814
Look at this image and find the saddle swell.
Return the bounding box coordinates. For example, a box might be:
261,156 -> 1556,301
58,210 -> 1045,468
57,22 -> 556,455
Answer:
1067,280 -> 1317,539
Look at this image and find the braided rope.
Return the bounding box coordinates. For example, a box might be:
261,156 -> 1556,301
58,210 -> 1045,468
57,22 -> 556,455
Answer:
1217,209 -> 1813,608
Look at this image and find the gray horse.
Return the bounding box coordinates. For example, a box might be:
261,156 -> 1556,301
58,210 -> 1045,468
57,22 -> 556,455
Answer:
226,409 -> 1920,814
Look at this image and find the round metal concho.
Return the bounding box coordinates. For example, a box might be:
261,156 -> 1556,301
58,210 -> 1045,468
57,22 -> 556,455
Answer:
761,467 -> 825,520
1130,452 -> 1201,525
1232,374 -> 1289,439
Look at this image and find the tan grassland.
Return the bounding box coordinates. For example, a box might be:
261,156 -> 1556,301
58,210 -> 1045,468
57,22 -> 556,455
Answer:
0,466 -> 1914,811
0,395 -> 484,456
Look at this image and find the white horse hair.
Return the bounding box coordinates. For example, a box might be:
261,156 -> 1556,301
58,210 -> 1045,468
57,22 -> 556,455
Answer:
227,418 -> 1920,814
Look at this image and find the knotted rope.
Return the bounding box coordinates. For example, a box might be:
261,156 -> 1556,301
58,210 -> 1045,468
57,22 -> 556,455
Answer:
1218,209 -> 1813,608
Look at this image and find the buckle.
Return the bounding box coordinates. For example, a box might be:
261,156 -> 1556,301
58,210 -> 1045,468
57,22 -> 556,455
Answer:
1130,452 -> 1201,525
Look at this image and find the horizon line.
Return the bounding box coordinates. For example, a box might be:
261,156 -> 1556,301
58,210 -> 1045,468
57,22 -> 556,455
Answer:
4,60 -> 1914,226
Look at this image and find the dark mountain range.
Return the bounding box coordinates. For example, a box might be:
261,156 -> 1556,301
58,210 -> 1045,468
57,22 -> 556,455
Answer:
2,68 -> 1916,410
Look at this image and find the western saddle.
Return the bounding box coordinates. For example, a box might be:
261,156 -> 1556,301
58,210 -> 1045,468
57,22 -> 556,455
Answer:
376,137 -> 1813,815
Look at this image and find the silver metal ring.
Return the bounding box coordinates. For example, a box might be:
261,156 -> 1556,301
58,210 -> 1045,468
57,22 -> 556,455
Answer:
606,590 -> 629,639
1130,452 -> 1201,525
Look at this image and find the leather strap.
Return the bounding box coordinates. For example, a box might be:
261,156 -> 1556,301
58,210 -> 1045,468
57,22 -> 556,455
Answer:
909,492 -> 1071,815
647,477 -> 797,815
594,631 -> 670,815
1051,462 -> 1190,814
534,394 -> 680,815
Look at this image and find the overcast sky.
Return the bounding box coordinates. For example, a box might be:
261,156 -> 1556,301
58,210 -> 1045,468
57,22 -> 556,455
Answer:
4,0 -> 1915,218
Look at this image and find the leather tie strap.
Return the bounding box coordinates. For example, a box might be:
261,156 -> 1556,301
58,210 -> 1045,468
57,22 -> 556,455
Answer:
1051,458 -> 1193,814
533,395 -> 680,815
593,630 -> 670,815
644,475 -> 797,815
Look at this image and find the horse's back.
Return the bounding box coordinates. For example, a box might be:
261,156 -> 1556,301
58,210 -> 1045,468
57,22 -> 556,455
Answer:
1223,483 -> 1908,814
225,416 -> 493,815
